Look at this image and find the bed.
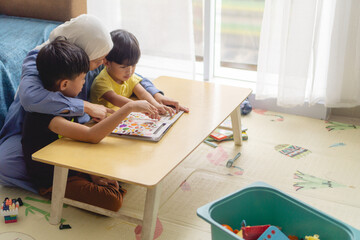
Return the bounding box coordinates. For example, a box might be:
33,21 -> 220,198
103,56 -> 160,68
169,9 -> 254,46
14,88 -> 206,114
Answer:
0,0 -> 87,129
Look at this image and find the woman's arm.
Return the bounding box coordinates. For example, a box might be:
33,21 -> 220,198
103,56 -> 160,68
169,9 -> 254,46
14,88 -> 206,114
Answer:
19,50 -> 111,120
48,101 -> 159,143
19,51 -> 84,116
137,74 -> 163,96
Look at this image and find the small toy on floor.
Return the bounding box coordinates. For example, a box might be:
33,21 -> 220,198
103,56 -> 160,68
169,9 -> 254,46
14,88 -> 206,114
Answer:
226,152 -> 241,168
242,130 -> 248,141
59,223 -> 72,230
240,98 -> 252,115
210,128 -> 233,141
206,127 -> 249,143
1,198 -> 20,223
204,139 -> 218,148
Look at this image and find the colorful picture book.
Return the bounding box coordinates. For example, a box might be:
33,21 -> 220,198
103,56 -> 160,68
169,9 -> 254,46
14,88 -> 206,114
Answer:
111,111 -> 184,142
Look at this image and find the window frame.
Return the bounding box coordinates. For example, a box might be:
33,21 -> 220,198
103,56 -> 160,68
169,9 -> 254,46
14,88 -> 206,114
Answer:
204,0 -> 258,83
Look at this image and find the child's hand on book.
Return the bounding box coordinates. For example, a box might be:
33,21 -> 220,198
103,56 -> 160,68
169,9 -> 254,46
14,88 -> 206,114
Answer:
130,100 -> 160,120
154,93 -> 189,113
154,103 -> 175,116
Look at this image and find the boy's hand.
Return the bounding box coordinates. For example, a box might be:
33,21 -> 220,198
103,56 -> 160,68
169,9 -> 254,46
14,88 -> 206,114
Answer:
130,100 -> 160,120
84,101 -> 114,121
154,93 -> 189,113
90,175 -> 119,189
154,103 -> 175,116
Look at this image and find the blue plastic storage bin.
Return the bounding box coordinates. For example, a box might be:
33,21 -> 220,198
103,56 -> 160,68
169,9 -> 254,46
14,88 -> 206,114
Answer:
197,182 -> 360,240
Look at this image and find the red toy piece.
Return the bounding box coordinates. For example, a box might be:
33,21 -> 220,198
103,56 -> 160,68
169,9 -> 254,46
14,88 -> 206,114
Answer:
241,225 -> 270,240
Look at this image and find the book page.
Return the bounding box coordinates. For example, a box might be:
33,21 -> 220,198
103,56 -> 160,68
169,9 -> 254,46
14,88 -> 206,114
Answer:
112,111 -> 183,138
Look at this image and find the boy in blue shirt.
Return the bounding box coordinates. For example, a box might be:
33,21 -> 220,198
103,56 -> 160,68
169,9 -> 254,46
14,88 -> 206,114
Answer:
22,37 -> 159,211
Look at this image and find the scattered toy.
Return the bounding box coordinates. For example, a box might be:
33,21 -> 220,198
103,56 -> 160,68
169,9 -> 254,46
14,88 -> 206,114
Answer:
17,197 -> 23,206
210,129 -> 233,141
204,139 -> 218,148
226,152 -> 241,168
59,223 -> 72,230
242,131 -> 248,140
1,198 -> 20,223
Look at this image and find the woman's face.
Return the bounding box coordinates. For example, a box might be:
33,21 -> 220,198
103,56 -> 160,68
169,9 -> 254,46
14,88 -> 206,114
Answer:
89,55 -> 107,71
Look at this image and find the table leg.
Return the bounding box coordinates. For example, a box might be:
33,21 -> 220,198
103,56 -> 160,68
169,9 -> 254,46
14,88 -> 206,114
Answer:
141,182 -> 162,240
49,166 -> 68,225
230,105 -> 242,146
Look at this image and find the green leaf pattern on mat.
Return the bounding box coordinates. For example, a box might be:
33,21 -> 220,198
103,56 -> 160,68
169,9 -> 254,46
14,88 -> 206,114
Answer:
325,121 -> 358,131
23,197 -> 66,223
293,170 -> 346,191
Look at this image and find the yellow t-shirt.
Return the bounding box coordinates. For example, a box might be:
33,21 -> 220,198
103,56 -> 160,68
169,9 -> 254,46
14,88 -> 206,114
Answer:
90,68 -> 142,108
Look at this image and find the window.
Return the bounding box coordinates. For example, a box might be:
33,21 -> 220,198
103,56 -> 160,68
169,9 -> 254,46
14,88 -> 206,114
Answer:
88,0 -> 265,84
193,0 -> 265,83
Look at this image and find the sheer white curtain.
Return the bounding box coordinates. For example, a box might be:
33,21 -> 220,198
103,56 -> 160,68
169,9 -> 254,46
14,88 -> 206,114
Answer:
87,0 -> 122,31
87,0 -> 195,79
256,0 -> 360,108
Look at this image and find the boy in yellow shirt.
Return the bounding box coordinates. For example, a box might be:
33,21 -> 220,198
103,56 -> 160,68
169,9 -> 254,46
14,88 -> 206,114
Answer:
91,29 -> 175,115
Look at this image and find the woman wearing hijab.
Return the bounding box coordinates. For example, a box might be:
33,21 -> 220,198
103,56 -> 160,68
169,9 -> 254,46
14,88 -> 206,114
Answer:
0,14 -> 188,194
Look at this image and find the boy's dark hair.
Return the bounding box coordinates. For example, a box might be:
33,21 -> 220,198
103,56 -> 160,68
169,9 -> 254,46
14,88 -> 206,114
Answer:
106,29 -> 141,66
36,36 -> 89,91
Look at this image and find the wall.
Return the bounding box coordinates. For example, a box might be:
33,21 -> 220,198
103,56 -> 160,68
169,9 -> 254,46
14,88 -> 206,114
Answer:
248,94 -> 360,125
248,94 -> 330,120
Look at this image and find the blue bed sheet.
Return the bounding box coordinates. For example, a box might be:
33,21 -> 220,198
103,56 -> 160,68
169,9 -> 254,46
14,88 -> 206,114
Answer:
0,15 -> 61,129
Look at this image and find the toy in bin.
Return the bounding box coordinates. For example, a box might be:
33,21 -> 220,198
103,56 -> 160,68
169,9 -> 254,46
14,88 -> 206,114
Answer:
242,224 -> 271,240
1,198 -> 20,223
305,235 -> 320,240
256,226 -> 289,240
197,182 -> 360,240
224,223 -> 291,240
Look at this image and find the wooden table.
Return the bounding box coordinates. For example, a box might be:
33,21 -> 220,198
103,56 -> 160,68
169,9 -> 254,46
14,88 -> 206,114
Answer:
32,76 -> 252,240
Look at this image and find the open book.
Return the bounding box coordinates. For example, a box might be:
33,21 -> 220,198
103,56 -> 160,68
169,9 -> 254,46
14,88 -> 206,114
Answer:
111,111 -> 184,142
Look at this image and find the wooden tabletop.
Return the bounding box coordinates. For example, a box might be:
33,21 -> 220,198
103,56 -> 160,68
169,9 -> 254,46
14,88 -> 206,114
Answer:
32,76 -> 252,187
